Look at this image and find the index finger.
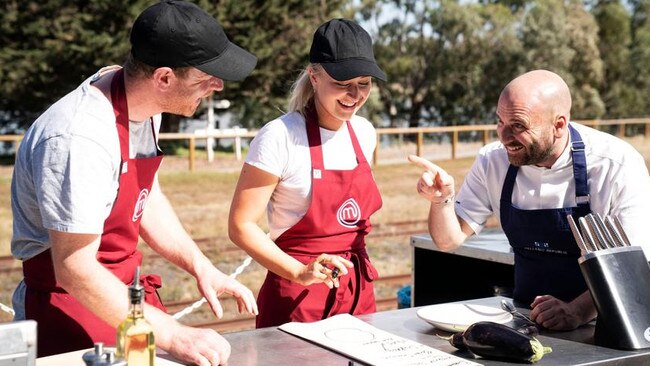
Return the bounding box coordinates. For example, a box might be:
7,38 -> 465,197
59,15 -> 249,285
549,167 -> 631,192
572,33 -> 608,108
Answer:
205,290 -> 224,319
323,258 -> 353,277
227,282 -> 258,315
408,154 -> 443,173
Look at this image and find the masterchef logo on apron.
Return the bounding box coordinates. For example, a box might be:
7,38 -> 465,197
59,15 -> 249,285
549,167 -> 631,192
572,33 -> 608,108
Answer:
337,198 -> 361,228
132,188 -> 149,222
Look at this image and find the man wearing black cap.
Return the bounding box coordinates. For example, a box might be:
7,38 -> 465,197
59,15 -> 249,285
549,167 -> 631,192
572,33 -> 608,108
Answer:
229,18 -> 387,327
11,1 -> 256,364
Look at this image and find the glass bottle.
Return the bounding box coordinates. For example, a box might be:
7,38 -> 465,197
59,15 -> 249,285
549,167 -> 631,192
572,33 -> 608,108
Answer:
116,266 -> 155,366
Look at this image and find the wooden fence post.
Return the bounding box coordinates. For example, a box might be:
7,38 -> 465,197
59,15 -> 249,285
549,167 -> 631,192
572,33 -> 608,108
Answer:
188,137 -> 195,172
373,133 -> 380,166
451,131 -> 458,160
416,131 -> 423,156
617,122 -> 625,138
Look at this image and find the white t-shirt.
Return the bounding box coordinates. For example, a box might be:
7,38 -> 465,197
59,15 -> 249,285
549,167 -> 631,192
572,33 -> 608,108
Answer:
11,67 -> 161,261
455,122 -> 650,257
245,111 -> 377,240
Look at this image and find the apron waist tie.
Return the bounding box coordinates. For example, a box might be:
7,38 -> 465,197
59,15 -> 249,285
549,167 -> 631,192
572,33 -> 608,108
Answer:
140,273 -> 166,312
23,249 -> 65,292
320,249 -> 377,319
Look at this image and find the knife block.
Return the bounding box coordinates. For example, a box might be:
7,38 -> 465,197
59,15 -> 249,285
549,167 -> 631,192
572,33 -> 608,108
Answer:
579,246 -> 650,350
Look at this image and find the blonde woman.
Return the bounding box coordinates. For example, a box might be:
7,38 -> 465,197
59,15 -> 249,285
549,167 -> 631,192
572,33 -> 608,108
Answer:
229,18 -> 386,327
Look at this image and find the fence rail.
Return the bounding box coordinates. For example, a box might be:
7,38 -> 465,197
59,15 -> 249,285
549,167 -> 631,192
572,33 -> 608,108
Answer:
2,118 -> 649,171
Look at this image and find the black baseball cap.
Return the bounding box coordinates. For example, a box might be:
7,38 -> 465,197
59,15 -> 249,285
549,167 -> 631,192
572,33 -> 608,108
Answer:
309,19 -> 386,82
130,0 -> 257,81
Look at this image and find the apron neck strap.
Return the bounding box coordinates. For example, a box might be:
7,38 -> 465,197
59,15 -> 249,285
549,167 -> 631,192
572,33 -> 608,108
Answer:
304,100 -> 367,169
500,124 -> 590,207
568,124 -> 589,207
110,69 -> 130,162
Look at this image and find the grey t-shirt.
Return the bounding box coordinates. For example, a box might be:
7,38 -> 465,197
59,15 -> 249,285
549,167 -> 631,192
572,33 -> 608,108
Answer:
11,67 -> 161,318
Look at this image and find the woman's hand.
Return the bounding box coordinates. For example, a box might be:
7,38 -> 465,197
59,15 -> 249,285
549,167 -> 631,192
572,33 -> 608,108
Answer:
295,253 -> 354,288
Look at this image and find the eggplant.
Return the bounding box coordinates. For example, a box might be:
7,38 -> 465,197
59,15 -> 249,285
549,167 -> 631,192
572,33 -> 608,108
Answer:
448,321 -> 552,363
449,332 -> 467,351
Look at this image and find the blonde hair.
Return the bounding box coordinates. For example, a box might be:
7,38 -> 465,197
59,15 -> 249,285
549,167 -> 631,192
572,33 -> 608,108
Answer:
288,64 -> 323,116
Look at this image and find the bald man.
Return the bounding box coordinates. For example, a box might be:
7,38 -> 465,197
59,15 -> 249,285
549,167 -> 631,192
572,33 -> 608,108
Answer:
410,69 -> 650,331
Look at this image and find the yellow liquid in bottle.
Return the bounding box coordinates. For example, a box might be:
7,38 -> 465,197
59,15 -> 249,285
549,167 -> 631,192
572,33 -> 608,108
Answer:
116,308 -> 155,365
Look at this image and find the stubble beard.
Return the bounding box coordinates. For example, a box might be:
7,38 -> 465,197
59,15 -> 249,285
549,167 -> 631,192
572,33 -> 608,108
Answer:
507,137 -> 554,166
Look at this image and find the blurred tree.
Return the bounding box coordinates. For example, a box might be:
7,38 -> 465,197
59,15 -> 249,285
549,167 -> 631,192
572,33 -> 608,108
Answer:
629,0 -> 650,116
370,0 -> 522,127
0,0 -> 147,128
593,0 -> 638,118
477,0 -> 530,12
371,0 -> 435,127
1,0 -> 648,132
0,0 -> 348,130
566,0 -> 604,119
521,0 -> 604,119
425,1 -> 522,126
475,3 -> 525,122
206,0 -> 348,128
521,0 -> 574,80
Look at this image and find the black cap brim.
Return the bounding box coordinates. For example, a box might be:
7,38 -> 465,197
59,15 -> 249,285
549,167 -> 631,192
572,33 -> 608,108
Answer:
320,59 -> 387,82
195,42 -> 257,81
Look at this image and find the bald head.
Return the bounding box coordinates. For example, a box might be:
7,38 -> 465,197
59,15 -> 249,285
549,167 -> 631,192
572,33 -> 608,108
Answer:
496,70 -> 573,168
499,70 -> 572,121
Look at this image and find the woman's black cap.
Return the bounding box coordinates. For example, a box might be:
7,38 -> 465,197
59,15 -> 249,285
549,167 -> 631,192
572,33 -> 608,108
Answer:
309,19 -> 387,82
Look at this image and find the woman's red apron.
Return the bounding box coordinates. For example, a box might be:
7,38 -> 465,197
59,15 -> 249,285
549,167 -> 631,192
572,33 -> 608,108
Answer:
22,69 -> 166,356
256,104 -> 383,328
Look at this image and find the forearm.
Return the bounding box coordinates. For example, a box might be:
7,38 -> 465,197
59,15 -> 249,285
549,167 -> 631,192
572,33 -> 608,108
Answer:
427,203 -> 470,251
54,245 -> 183,351
54,249 -> 131,327
569,290 -> 597,323
229,221 -> 304,282
139,186 -> 207,277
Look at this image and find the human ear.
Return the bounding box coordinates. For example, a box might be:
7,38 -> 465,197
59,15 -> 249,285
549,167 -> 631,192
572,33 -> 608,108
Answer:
152,67 -> 175,91
307,67 -> 319,88
553,115 -> 568,137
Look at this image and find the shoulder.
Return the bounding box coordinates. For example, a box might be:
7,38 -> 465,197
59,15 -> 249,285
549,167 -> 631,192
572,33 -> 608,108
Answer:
246,112 -> 308,176
256,111 -> 306,141
349,115 -> 376,134
476,141 -> 508,167
350,115 -> 375,127
24,80 -> 115,151
573,123 -> 645,166
349,115 -> 377,149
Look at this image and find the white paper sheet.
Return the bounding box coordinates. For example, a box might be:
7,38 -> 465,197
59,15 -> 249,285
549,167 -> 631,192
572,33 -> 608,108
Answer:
279,314 -> 479,366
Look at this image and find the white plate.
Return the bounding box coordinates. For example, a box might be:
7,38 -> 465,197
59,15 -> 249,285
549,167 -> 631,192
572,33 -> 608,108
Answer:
416,303 -> 513,332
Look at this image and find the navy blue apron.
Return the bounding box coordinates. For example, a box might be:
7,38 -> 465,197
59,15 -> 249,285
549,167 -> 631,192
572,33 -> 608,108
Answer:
500,125 -> 591,305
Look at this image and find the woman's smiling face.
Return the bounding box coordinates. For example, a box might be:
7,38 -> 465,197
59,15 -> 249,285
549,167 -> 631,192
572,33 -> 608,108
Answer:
310,66 -> 372,129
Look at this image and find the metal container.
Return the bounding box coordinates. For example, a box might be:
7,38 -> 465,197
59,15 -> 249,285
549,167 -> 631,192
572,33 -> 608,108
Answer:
579,246 -> 650,350
0,320 -> 37,366
82,343 -> 126,366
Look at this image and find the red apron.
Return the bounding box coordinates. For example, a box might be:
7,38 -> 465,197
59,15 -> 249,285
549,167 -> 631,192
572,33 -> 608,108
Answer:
22,69 -> 166,356
256,104 -> 383,328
